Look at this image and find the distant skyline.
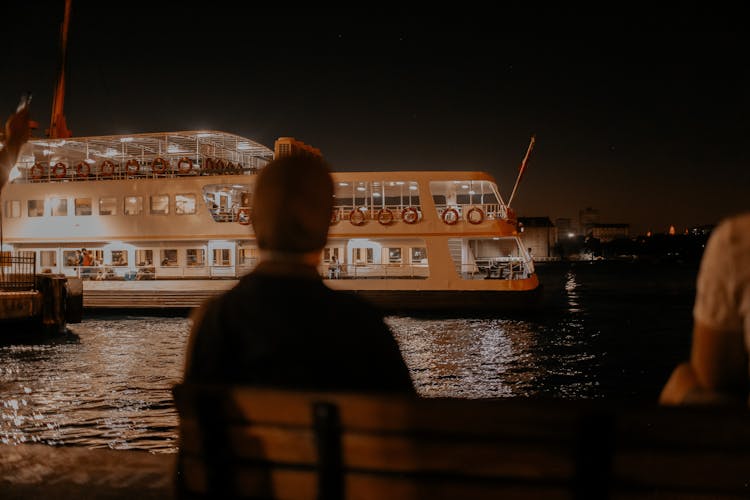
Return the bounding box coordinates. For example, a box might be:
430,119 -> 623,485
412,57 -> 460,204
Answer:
1,3 -> 745,235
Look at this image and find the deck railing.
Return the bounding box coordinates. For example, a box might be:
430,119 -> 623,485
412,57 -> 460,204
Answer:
0,253 -> 37,291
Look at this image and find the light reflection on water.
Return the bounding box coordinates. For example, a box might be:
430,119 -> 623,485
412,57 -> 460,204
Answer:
0,261 -> 697,453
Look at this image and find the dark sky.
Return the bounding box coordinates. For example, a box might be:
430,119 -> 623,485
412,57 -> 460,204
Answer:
2,2 -> 746,235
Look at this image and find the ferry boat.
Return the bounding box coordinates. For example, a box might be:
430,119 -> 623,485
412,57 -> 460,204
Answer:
0,132 -> 541,314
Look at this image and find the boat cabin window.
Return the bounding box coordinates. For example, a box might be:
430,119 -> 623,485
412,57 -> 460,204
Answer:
136,249 -> 153,266
63,250 -> 79,267
160,249 -> 178,267
28,199 -> 45,217
411,247 -> 427,263
186,249 -> 205,267
387,248 -> 402,264
429,180 -> 505,220
112,250 -> 128,266
333,180 -> 421,223
238,247 -> 258,268
353,247 -> 374,265
124,196 -> 143,216
175,194 -> 197,215
449,237 -> 532,280
75,198 -> 92,216
4,200 -> 21,218
213,248 -> 231,267
150,195 -> 169,215
51,198 -> 68,217
202,184 -> 251,223
40,250 -> 57,267
99,197 -> 117,215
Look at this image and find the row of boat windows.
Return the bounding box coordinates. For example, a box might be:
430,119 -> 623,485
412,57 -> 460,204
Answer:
29,245 -> 430,270
3,194 -> 199,218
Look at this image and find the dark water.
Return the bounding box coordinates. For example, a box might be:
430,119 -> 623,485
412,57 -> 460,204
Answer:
0,261 -> 698,453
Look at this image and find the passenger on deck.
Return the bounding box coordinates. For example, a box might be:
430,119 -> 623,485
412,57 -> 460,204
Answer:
660,212 -> 750,406
184,152 -> 414,393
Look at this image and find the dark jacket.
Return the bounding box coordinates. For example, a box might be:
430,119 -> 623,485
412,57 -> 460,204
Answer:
184,265 -> 414,393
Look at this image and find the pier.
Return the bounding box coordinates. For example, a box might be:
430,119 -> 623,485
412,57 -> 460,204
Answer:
0,254 -> 82,334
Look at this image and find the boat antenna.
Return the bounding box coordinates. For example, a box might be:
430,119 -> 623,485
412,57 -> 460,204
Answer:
506,134 -> 536,209
47,0 -> 73,139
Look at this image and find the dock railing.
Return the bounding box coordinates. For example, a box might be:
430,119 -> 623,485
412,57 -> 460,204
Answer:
0,253 -> 37,291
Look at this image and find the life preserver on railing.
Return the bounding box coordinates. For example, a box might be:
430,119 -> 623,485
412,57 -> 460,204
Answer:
349,208 -> 367,226
401,206 -> 420,224
215,158 -> 226,173
203,157 -> 215,173
330,208 -> 341,225
237,207 -> 251,225
466,206 -> 484,224
52,162 -> 67,178
100,160 -> 115,177
377,208 -> 394,226
441,207 -> 460,225
125,159 -> 140,175
151,157 -> 168,174
30,162 -> 44,179
76,161 -> 91,177
178,157 -> 193,174
227,161 -> 236,174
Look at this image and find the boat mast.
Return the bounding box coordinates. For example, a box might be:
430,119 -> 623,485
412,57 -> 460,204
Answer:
48,0 -> 72,139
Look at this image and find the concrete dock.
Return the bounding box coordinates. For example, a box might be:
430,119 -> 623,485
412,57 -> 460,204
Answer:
0,443 -> 175,499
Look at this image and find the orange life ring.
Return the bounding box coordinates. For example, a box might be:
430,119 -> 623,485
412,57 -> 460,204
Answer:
401,206 -> 420,224
151,157 -> 168,174
30,162 -> 44,180
237,207 -> 251,225
178,157 -> 193,174
100,160 -> 115,177
466,207 -> 485,224
76,161 -> 91,177
349,208 -> 367,226
377,208 -> 394,225
125,159 -> 140,175
52,162 -> 67,178
441,207 -> 460,225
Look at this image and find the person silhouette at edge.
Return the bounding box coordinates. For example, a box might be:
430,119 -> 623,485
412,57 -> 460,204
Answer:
660,212 -> 750,405
183,152 -> 414,393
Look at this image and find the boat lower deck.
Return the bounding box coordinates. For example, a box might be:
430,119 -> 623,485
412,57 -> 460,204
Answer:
81,279 -> 542,315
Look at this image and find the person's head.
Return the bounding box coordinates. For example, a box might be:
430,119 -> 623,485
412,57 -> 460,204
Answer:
251,153 -> 333,254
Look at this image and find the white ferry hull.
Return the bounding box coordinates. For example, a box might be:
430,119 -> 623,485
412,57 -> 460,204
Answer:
3,131 -> 541,315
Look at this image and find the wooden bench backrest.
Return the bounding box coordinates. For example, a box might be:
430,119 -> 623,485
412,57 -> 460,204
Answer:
172,384 -> 750,499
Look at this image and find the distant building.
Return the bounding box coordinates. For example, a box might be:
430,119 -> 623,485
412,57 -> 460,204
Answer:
518,217 -> 557,260
554,217 -> 577,237
591,223 -> 630,242
579,207 -> 600,235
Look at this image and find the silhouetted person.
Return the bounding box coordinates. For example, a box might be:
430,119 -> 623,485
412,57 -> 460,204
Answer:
184,153 -> 414,392
660,212 -> 750,405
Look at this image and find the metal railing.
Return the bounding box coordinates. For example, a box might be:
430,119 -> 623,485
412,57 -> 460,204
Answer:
0,253 -> 37,291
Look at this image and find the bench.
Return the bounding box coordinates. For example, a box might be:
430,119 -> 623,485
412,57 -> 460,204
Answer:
172,384 -> 750,499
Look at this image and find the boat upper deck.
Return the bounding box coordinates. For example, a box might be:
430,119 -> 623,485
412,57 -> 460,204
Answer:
9,130 -> 273,183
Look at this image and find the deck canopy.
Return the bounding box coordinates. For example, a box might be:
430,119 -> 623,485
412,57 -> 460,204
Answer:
11,130 -> 274,181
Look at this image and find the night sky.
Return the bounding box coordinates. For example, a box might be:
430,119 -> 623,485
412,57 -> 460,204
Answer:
2,2 -> 745,235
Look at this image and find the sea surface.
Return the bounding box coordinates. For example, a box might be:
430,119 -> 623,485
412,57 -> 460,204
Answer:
0,260 -> 698,453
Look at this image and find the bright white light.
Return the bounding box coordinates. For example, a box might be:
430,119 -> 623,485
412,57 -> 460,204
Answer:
468,190 -> 476,195
338,182 -> 349,186
373,192 -> 381,197
120,137 -> 134,143
408,185 -> 418,191
356,186 -> 366,191
568,232 -> 575,238
461,184 -> 469,189
237,142 -> 253,150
